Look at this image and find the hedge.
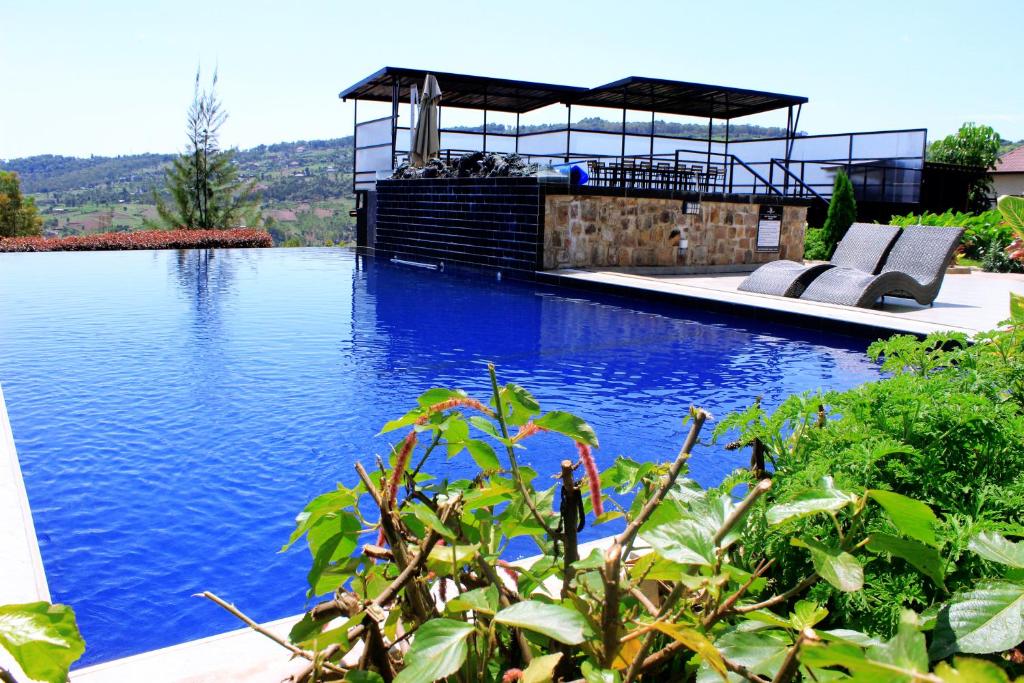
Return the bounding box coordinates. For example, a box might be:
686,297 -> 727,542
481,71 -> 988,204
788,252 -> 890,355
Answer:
0,229 -> 273,252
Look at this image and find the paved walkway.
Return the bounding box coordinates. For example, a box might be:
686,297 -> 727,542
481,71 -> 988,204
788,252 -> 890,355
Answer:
545,268 -> 1024,337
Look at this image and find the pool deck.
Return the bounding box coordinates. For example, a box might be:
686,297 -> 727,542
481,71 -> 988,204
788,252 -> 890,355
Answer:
539,267 -> 1024,338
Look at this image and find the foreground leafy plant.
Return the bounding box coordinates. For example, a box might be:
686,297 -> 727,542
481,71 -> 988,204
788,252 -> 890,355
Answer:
0,602 -> 84,683
203,360 -> 1021,681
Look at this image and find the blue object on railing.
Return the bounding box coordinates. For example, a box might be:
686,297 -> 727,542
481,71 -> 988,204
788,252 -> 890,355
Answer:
552,163 -> 590,185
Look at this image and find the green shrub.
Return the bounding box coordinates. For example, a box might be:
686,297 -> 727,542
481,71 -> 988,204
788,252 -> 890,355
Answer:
821,170 -> 857,257
801,227 -> 830,260
717,326 -> 1024,644
890,209 -> 1010,261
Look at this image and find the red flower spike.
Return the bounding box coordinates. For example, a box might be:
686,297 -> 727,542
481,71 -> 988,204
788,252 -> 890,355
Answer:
384,430 -> 418,507
576,441 -> 604,517
502,670 -> 524,683
512,421 -> 547,442
420,397 -> 496,420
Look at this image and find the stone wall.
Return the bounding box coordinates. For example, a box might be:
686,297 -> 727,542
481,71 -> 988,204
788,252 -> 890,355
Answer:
542,195 -> 807,270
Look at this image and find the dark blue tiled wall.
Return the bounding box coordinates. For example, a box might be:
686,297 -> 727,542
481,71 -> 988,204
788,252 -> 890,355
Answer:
374,178 -> 542,272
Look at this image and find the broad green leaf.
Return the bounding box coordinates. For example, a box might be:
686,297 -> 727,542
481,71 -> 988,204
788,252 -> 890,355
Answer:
417,387 -> 469,408
445,585 -> 499,616
766,476 -> 857,526
426,544 -> 480,577
0,602 -> 85,683
867,533 -> 946,588
444,418 -> 470,458
800,641 -> 917,682
932,580 -> 1024,656
379,409 -> 424,434
581,661 -> 621,683
466,439 -> 501,471
867,611 -> 929,677
817,629 -> 883,647
462,483 -> 515,510
600,457 -> 656,494
572,548 -> 605,571
627,553 -> 690,582
638,519 -> 715,566
282,488 -> 356,551
868,490 -> 939,547
297,612 -> 362,651
494,601 -> 585,645
306,511 -> 360,559
791,600 -> 828,630
968,531 -> 1024,569
393,619 -> 474,683
1011,291 -> 1024,325
289,611 -> 331,644
934,656 -> 1015,683
307,556 -> 363,597
534,410 -> 599,447
742,610 -> 792,630
791,537 -> 863,592
502,383 -> 542,426
648,622 -> 727,678
522,653 -> 563,683
306,515 -> 360,594
410,503 -> 456,541
469,415 -> 502,440
997,194 -> 1024,231
343,672 -> 386,683
696,630 -> 788,683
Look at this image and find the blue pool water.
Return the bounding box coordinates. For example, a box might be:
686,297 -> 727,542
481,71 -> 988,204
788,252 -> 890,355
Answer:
0,248 -> 881,665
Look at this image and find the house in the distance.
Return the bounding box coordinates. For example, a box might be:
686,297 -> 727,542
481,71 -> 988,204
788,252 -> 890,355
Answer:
993,146 -> 1024,198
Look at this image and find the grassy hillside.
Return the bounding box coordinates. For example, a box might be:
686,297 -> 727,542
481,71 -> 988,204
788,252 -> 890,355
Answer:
1,120 -> 806,247
1,138 -> 356,246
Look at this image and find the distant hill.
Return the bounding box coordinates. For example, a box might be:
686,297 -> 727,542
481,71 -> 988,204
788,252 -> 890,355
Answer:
1,138 -> 357,246
0,120 -> 797,246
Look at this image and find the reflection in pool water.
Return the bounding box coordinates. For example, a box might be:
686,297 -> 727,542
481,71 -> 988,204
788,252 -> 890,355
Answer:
0,248 -> 880,664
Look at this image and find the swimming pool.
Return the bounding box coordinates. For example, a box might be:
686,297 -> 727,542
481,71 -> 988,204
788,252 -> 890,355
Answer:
0,248 -> 880,665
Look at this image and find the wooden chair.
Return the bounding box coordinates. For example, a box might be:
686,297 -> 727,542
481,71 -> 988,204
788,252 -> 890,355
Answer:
638,161 -> 653,189
621,159 -> 637,189
655,162 -> 672,191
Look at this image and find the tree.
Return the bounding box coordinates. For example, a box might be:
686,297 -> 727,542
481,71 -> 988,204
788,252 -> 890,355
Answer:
0,171 -> 43,237
927,122 -> 1001,211
155,68 -> 260,230
821,169 -> 857,256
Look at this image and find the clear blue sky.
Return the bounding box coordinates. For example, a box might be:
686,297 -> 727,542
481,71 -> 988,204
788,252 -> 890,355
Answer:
2,0 -> 1021,159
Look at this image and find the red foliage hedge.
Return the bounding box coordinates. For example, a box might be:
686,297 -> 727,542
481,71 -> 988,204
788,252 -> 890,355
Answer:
0,229 -> 274,252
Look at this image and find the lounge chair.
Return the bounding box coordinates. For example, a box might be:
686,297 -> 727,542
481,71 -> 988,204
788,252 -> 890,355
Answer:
799,225 -> 963,307
737,223 -> 901,298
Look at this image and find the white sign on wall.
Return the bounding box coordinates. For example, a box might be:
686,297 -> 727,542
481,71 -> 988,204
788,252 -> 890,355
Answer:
756,205 -> 782,252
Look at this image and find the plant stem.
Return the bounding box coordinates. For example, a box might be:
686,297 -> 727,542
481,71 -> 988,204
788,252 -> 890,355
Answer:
559,459 -> 580,599
198,591 -> 348,676
600,410 -> 707,669
487,363 -> 561,540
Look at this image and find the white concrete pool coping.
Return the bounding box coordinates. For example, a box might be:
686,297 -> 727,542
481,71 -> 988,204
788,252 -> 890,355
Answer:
0,384 -> 49,606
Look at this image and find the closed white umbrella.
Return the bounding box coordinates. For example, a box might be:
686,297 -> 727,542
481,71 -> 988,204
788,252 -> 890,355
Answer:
411,74 -> 442,167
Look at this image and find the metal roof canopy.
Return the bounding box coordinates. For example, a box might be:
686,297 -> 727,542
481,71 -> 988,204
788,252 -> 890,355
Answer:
568,76 -> 807,119
339,67 -> 587,114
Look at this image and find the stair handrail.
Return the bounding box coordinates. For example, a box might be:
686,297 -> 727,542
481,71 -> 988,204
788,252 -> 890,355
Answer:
769,158 -> 829,204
